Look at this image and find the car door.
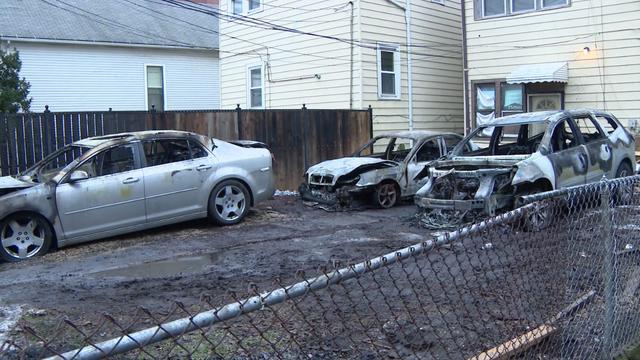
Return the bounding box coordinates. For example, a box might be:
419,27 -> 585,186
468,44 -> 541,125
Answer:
545,118 -> 588,188
404,138 -> 443,195
55,143 -> 146,239
571,114 -> 612,183
142,138 -> 209,222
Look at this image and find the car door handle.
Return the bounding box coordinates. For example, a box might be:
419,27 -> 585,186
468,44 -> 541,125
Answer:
196,164 -> 212,171
122,177 -> 139,184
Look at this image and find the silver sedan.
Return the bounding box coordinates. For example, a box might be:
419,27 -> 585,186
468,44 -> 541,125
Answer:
0,131 -> 275,261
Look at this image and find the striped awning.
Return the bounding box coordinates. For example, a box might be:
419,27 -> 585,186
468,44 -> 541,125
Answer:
506,62 -> 568,84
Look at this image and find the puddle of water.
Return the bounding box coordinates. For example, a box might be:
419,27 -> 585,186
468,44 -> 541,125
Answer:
92,253 -> 218,279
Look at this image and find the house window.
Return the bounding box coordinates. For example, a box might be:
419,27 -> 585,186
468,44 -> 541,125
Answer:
377,45 -> 400,99
476,0 -> 569,19
476,83 -> 496,120
542,0 -> 567,8
501,83 -> 524,116
249,0 -> 261,12
146,66 -> 164,111
483,0 -> 506,17
231,0 -> 242,14
512,0 -> 535,12
248,65 -> 263,108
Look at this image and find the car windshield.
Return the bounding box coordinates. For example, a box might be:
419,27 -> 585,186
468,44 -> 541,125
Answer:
457,122 -> 547,156
355,136 -> 414,162
20,145 -> 92,183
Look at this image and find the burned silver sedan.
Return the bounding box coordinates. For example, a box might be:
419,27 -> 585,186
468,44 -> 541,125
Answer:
300,131 -> 464,208
415,109 -> 635,220
0,131 -> 275,261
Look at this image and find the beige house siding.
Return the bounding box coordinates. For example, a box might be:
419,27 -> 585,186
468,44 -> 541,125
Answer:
360,0 -> 464,136
220,0 -> 464,136
464,0 -> 640,127
219,0 -> 362,109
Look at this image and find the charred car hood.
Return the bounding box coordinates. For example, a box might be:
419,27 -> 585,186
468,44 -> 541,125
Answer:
0,176 -> 36,197
306,157 -> 397,177
432,155 -> 529,170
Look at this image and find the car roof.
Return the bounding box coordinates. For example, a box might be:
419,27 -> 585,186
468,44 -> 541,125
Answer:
73,130 -> 200,148
483,109 -> 616,127
376,130 -> 460,141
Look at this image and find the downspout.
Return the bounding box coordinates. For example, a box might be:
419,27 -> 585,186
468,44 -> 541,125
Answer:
405,0 -> 413,131
349,1 -> 354,109
383,0 -> 413,131
461,0 -> 470,134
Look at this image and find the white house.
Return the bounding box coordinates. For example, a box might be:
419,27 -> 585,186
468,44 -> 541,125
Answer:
219,0 -> 464,136
0,0 -> 220,112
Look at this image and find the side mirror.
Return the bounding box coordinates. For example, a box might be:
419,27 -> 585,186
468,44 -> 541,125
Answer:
68,170 -> 89,183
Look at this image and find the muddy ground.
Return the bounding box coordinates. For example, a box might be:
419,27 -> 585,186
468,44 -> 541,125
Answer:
2,196 -> 639,359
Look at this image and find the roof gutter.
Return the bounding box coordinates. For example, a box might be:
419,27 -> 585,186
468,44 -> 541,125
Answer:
0,37 -> 218,51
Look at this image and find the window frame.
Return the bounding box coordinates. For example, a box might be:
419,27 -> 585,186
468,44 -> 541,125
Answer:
247,64 -> 265,109
145,64 -> 166,111
541,0 -> 568,9
248,0 -> 262,14
376,44 -> 401,100
230,0 -> 243,14
482,0 -> 507,18
431,0 -> 445,5
475,0 -> 570,20
66,143 -> 141,182
510,0 -> 536,14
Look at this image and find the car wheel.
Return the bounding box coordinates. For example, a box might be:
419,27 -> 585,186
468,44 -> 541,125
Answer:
209,180 -> 250,225
373,182 -> 399,209
614,162 -> 634,205
516,188 -> 553,232
0,213 -> 53,262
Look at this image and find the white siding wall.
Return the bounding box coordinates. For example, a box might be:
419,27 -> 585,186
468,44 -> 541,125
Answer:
465,0 -> 640,125
219,0 -> 361,109
360,0 -> 464,136
10,42 -> 220,112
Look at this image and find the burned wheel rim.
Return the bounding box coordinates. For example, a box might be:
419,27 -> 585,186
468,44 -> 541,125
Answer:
375,183 -> 398,209
615,163 -> 634,205
214,185 -> 246,222
526,202 -> 551,231
1,215 -> 47,260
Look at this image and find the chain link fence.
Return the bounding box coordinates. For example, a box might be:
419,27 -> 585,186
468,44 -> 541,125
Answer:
2,176 -> 640,359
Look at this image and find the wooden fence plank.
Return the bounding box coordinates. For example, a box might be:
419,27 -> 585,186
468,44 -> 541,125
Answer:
15,115 -> 27,173
0,115 -> 9,176
24,115 -> 35,168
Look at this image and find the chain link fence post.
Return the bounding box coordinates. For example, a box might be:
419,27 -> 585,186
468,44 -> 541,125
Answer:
602,180 -> 615,358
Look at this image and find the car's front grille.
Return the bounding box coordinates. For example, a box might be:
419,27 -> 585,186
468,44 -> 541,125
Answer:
309,174 -> 334,186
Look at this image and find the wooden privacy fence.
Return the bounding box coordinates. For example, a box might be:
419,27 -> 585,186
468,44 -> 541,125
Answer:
0,106 -> 373,189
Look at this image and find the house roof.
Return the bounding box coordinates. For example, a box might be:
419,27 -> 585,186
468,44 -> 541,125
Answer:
0,0 -> 218,50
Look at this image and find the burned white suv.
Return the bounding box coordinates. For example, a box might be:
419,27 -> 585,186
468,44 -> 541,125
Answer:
415,109 -> 635,217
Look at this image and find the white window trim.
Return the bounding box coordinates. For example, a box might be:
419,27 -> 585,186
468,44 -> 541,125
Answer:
376,44 -> 401,100
144,64 -> 166,111
482,0 -> 507,18
541,0 -> 568,9
229,0 -> 263,15
247,64 -> 264,109
247,0 -> 263,14
431,0 -> 445,5
510,0 -> 536,14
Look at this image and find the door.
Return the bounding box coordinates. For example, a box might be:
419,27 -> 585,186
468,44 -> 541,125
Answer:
545,118 -> 588,188
56,144 -> 146,239
404,138 -> 443,194
571,114 -> 612,183
142,138 -> 211,222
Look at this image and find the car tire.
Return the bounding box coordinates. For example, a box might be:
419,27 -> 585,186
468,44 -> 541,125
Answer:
0,212 -> 53,262
515,187 -> 553,232
208,180 -> 250,226
373,182 -> 399,209
614,161 -> 634,205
